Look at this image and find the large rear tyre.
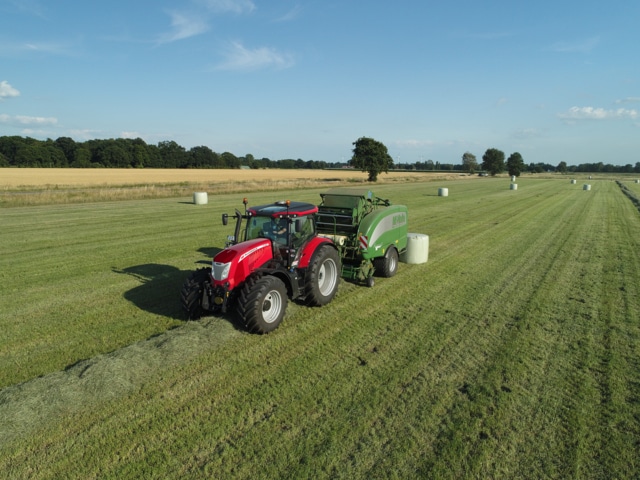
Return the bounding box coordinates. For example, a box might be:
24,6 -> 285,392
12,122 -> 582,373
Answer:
237,276 -> 288,334
304,245 -> 340,306
374,247 -> 399,278
180,268 -> 212,319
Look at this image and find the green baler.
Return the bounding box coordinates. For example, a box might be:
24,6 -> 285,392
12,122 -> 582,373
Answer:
316,188 -> 408,286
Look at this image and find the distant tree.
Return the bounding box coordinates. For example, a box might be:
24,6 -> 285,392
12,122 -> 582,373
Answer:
71,147 -> 92,168
54,137 -> 77,165
635,162 -> 640,173
243,153 -> 255,168
221,151 -> 240,168
96,141 -> 130,168
557,161 -> 568,174
482,148 -> 505,176
506,152 -> 525,177
158,140 -> 187,168
349,137 -> 393,182
0,136 -> 26,164
189,145 -> 218,168
461,151 -> 478,174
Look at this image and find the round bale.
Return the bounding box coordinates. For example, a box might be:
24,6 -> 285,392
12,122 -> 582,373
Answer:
193,192 -> 208,205
400,233 -> 429,264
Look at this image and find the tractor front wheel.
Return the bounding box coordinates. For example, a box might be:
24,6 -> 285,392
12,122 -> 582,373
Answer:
180,268 -> 212,319
237,276 -> 288,333
304,245 -> 341,306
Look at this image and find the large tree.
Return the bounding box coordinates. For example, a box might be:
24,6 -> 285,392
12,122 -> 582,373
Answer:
461,151 -> 478,174
349,136 -> 393,182
506,152 -> 525,177
482,148 -> 505,176
557,161 -> 568,174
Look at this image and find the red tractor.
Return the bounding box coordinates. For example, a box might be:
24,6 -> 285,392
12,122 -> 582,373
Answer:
181,198 -> 341,333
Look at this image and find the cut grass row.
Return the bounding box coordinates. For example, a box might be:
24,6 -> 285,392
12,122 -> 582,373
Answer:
1,177 -> 639,478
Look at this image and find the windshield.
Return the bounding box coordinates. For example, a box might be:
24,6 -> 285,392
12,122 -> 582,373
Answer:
245,214 -> 315,246
246,216 -> 274,241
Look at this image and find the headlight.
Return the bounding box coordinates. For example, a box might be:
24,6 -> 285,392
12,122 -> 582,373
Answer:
212,261 -> 231,281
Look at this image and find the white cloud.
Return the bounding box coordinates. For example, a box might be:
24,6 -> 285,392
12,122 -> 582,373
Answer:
0,114 -> 58,126
216,41 -> 294,71
275,5 -> 302,22
69,129 -> 102,140
121,131 -> 142,139
616,97 -> 640,104
157,11 -> 210,43
0,40 -> 79,57
196,0 -> 255,14
0,80 -> 20,100
511,128 -> 542,139
551,36 -> 600,53
16,115 -> 58,126
393,139 -> 436,149
558,106 -> 638,122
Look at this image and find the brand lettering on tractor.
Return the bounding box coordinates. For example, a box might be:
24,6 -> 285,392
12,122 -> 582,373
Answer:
239,243 -> 269,262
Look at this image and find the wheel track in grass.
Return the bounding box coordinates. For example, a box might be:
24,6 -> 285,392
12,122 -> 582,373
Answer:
380,184 -> 597,476
589,184 -> 640,476
422,181 -> 640,478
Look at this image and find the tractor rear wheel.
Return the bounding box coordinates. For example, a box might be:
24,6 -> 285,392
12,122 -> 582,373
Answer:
180,267 -> 212,319
237,276 -> 288,333
374,247 -> 399,278
304,245 -> 340,306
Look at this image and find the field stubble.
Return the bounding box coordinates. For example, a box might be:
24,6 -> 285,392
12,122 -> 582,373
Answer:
0,168 -> 466,207
0,175 -> 639,478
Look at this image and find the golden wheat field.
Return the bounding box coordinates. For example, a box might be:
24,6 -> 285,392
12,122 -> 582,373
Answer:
0,168 -> 369,187
0,168 -> 473,187
0,168 -> 470,206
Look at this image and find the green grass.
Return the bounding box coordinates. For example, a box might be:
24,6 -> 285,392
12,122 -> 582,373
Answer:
1,177 -> 639,478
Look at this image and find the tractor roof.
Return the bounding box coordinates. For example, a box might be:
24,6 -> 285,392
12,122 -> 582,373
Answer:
248,201 -> 318,218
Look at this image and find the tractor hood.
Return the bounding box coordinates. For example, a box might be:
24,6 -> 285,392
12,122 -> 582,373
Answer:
211,238 -> 273,290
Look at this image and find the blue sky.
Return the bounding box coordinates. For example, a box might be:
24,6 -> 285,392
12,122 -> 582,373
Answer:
1,0 -> 638,166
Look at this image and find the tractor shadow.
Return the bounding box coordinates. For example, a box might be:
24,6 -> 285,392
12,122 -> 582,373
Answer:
113,248 -> 244,329
113,264 -> 195,320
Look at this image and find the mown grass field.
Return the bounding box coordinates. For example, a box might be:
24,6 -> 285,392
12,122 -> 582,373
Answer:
1,174 -> 639,478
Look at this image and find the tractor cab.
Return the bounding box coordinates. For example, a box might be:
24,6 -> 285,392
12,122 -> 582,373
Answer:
223,199 -> 318,268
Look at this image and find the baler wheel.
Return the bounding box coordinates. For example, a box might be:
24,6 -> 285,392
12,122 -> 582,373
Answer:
238,276 -> 288,334
304,245 -> 341,306
374,247 -> 399,278
180,267 -> 212,319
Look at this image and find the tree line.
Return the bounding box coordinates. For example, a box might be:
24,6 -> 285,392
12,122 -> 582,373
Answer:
0,135 -> 638,174
0,136 -> 333,170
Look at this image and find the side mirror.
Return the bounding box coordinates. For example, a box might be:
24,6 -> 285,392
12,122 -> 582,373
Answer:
222,213 -> 228,226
